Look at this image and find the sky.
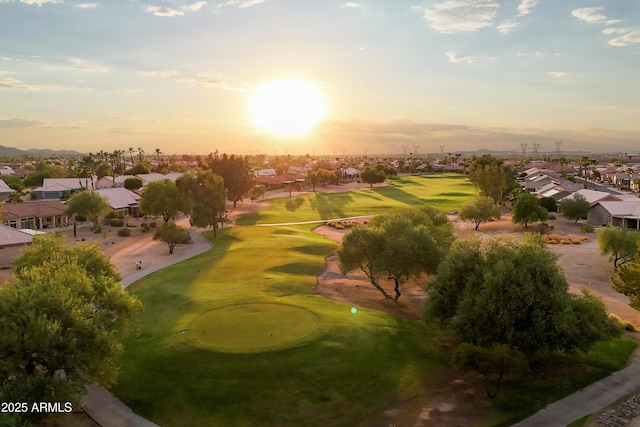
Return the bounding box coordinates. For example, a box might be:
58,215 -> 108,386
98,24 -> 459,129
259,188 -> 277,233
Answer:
1,0 -> 639,156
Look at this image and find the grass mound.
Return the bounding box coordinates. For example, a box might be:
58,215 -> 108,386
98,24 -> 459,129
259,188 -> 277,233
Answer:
191,303 -> 322,353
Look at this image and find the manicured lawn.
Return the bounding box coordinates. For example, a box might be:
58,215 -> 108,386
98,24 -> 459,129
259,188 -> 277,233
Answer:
113,175 -> 636,426
237,174 -> 476,225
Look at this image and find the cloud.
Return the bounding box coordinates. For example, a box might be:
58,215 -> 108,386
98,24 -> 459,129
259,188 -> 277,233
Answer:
603,27 -> 632,35
423,0 -> 500,33
517,0 -> 537,16
218,0 -> 266,8
137,70 -> 179,78
19,0 -> 63,5
76,3 -> 97,8
0,77 -> 64,91
446,51 -> 478,64
0,118 -> 45,129
184,1 -> 207,11
587,105 -> 640,114
497,21 -> 518,35
548,71 -> 569,79
608,30 -> 640,47
178,73 -> 248,92
67,58 -> 109,72
517,51 -> 543,57
344,2 -> 359,7
146,5 -> 184,17
570,7 -> 621,25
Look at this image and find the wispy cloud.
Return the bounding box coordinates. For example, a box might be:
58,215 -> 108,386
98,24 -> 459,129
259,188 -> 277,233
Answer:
146,5 -> 184,17
218,0 -> 266,8
344,2 -> 359,7
178,73 -> 247,92
67,58 -> 109,72
0,77 -> 64,91
446,51 -> 478,64
76,3 -> 97,9
571,7 -> 621,25
587,105 -> 640,114
608,30 -> 640,47
138,70 -> 179,78
517,51 -> 543,57
548,71 -> 569,80
423,0 -> 500,33
0,118 -> 45,129
19,0 -> 63,5
517,0 -> 537,16
184,1 -> 207,12
497,21 -> 518,35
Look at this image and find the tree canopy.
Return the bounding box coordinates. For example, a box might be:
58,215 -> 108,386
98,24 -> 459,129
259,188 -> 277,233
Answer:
0,235 -> 141,424
208,153 -> 255,207
153,222 -> 192,254
611,246 -> 640,310
560,194 -> 590,223
511,192 -> 549,228
140,179 -> 188,223
65,190 -> 111,229
359,166 -> 386,188
177,169 -> 227,237
124,177 -> 143,191
597,226 -> 640,269
424,235 -> 621,357
468,155 -> 518,204
337,206 -> 455,300
459,196 -> 501,230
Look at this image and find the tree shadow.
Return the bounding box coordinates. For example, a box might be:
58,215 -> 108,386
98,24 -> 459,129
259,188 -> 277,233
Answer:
285,196 -> 305,212
375,186 -> 425,206
308,192 -> 354,219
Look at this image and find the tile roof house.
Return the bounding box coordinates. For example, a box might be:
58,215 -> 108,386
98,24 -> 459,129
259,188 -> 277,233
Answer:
2,200 -> 69,230
558,189 -> 625,206
0,224 -> 34,269
587,200 -> 640,229
95,187 -> 141,217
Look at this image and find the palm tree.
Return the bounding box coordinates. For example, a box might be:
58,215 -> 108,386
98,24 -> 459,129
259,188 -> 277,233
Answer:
138,147 -> 144,164
155,148 -> 162,164
128,147 -> 135,166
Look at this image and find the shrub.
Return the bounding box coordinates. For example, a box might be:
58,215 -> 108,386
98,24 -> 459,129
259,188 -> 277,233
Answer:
106,211 -> 122,219
118,228 -> 132,237
110,218 -> 125,227
92,226 -> 102,234
149,221 -> 158,228
581,224 -> 595,233
75,214 -> 87,222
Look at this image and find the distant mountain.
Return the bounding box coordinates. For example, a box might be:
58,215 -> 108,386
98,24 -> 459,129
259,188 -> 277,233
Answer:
0,145 -> 84,157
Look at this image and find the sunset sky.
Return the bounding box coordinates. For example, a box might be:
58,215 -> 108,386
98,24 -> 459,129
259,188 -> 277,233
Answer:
1,0 -> 639,155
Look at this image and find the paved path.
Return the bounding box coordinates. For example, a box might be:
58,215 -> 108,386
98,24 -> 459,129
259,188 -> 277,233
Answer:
81,228 -> 212,427
511,362 -> 640,427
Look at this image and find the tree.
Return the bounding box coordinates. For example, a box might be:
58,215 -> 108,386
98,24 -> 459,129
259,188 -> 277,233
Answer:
597,226 -> 640,269
611,255 -> 640,310
0,175 -> 24,192
95,162 -> 113,179
424,235 -> 621,357
153,222 -> 192,254
249,184 -> 266,202
360,166 -> 386,188
459,196 -> 501,230
306,170 -> 320,191
539,196 -> 557,213
176,169 -> 226,237
65,191 -> 110,229
208,154 -> 255,207
23,170 -> 52,188
511,192 -> 548,228
124,177 -> 143,191
126,162 -> 151,175
337,207 -> 455,300
560,194 -> 590,223
0,236 -> 141,424
468,155 -> 518,205
140,179 -> 188,223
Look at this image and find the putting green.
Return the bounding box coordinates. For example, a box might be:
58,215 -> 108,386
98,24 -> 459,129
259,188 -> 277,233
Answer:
191,303 -> 322,353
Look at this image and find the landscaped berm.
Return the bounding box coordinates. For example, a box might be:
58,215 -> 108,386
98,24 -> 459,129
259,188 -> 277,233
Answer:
112,175 -> 635,427
191,303 -> 322,353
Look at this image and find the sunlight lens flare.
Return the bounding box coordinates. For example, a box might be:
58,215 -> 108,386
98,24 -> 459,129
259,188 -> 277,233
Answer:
251,80 -> 326,136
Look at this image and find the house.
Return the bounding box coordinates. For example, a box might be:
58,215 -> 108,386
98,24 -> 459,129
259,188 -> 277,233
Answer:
558,189 -> 624,206
0,166 -> 16,176
587,200 -> 640,229
31,177 -> 97,199
134,173 -> 168,186
0,179 -> 16,201
523,174 -> 558,192
96,187 -> 142,217
0,224 -> 34,269
2,200 -> 69,230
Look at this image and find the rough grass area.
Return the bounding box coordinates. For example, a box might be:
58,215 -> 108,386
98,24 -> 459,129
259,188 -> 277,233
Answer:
236,174 -> 475,225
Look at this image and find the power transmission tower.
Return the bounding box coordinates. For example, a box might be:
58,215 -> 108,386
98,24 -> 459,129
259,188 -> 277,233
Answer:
413,145 -> 419,156
520,142 -> 528,156
402,145 -> 408,156
439,145 -> 445,156
555,140 -> 562,155
533,142 -> 540,154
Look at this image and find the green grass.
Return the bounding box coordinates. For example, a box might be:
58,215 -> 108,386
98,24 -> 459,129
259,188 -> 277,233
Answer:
237,174 -> 476,225
113,175 -> 636,426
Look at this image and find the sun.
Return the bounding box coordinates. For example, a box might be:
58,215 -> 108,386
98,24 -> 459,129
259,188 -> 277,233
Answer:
251,79 -> 326,136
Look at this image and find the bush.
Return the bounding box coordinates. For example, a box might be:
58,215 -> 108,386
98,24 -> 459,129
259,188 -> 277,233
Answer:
149,221 -> 158,228
92,226 -> 102,234
118,228 -> 132,237
106,211 -> 122,219
142,225 -> 149,232
581,224 -> 595,233
75,214 -> 87,222
110,218 -> 125,227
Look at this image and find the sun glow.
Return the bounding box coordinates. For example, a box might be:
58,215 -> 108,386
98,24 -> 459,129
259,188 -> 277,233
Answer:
251,80 -> 326,136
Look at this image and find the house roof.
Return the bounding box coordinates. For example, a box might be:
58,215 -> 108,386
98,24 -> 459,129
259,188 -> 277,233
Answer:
2,200 -> 68,220
559,189 -> 623,205
0,224 -> 33,246
96,187 -> 141,210
38,177 -> 97,191
0,179 -> 16,193
596,201 -> 640,218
